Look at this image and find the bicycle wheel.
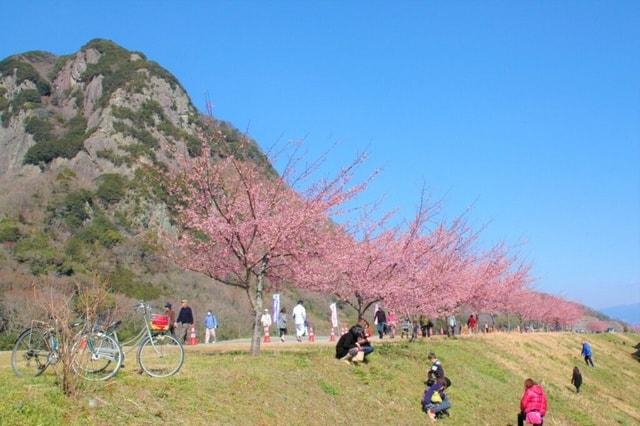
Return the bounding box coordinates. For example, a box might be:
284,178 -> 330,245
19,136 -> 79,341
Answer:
11,328 -> 52,377
73,333 -> 122,381
137,333 -> 184,377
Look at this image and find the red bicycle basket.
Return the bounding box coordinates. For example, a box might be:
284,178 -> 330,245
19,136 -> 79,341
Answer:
151,314 -> 170,331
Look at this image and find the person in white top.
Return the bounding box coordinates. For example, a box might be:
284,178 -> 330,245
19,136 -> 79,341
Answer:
260,309 -> 272,328
292,300 -> 307,342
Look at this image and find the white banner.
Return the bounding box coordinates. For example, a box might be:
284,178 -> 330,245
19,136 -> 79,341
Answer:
330,303 -> 338,328
272,294 -> 280,326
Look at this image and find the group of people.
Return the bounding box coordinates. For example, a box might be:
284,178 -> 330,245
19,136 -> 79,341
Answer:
335,312 -> 599,424
513,340 -> 596,425
162,299 -> 219,344
372,307 -> 399,339
260,300 -> 308,343
422,352 -> 452,421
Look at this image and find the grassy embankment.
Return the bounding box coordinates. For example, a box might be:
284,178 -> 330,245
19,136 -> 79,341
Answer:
0,332 -> 638,425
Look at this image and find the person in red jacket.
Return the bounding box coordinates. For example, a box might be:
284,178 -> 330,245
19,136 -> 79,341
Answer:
518,378 -> 547,426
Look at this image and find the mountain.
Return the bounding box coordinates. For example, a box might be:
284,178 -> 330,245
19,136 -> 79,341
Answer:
600,303 -> 640,325
0,39 -> 349,346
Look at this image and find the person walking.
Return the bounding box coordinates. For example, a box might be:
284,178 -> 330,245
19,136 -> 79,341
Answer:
175,299 -> 194,343
387,311 -> 398,338
401,316 -> 411,339
517,378 -> 547,426
447,315 -> 457,337
374,308 -> 387,339
277,307 -> 287,342
581,341 -> 595,367
467,314 -> 477,334
571,366 -> 582,393
292,300 -> 307,342
203,310 -> 218,344
426,318 -> 434,337
410,320 -> 419,343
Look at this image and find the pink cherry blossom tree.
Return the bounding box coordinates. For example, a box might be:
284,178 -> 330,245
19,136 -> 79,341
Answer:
586,319 -> 609,333
167,138 -> 369,355
297,195 -> 433,320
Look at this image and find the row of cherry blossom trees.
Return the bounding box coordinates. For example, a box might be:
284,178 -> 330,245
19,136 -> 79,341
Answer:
167,129 -> 584,355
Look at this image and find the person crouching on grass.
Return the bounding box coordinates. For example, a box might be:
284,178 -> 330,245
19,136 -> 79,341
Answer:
335,319 -> 373,364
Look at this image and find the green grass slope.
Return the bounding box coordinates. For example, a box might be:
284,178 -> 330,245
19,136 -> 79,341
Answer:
1,332 -> 638,425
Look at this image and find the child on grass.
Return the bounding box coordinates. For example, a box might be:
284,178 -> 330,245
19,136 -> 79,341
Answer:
571,366 -> 582,393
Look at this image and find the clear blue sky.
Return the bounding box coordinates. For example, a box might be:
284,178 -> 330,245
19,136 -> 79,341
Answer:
2,2 -> 639,309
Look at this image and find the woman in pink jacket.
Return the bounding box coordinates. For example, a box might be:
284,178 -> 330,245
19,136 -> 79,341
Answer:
518,378 -> 547,426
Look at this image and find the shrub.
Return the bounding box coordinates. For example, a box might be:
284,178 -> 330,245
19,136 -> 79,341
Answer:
77,214 -> 122,248
0,87 -> 8,111
11,89 -> 41,109
96,173 -> 128,204
108,266 -> 162,300
24,116 -> 53,143
0,219 -> 20,242
60,190 -> 93,229
96,149 -> 128,166
13,232 -> 55,275
23,114 -> 87,165
81,39 -> 182,108
0,57 -> 51,96
186,135 -> 202,157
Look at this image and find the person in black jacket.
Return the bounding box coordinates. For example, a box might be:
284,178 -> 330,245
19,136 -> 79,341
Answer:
571,366 -> 583,393
374,308 -> 387,339
335,319 -> 374,363
175,299 -> 194,343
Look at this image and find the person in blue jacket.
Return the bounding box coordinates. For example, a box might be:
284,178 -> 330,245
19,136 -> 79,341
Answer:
204,310 -> 218,344
581,341 -> 595,367
422,377 -> 451,420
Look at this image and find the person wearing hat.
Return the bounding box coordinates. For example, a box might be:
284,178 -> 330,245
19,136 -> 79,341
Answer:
175,299 -> 194,343
164,302 -> 176,337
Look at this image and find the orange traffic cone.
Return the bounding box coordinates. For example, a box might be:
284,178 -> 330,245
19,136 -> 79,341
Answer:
189,326 -> 197,345
263,325 -> 271,343
308,326 -> 315,342
329,327 -> 336,342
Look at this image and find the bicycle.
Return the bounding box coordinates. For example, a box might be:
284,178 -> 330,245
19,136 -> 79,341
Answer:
11,320 -> 122,381
108,302 -> 184,378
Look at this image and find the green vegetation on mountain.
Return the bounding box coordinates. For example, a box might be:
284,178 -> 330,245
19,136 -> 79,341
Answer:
80,38 -> 184,108
0,56 -> 51,96
23,113 -> 88,165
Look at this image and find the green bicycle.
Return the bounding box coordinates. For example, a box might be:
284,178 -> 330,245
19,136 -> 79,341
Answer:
11,320 -> 122,381
109,302 -> 184,378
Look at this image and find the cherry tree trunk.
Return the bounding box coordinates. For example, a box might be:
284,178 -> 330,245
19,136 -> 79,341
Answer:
250,270 -> 265,356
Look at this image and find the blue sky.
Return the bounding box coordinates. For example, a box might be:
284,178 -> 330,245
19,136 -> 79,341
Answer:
2,1 -> 639,309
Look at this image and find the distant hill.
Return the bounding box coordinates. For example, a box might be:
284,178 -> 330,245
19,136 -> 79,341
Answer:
600,303 -> 640,325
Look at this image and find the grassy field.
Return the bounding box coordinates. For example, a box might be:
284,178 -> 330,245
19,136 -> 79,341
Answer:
0,332 -> 638,425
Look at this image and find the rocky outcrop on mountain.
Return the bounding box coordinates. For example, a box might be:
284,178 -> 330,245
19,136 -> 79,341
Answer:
0,40 -> 282,337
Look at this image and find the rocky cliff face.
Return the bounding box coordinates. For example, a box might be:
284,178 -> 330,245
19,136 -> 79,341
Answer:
0,40 -> 285,338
